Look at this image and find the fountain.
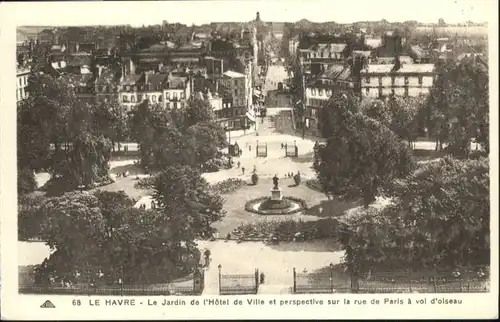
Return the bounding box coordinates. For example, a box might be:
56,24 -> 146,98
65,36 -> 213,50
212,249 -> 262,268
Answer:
245,174 -> 307,215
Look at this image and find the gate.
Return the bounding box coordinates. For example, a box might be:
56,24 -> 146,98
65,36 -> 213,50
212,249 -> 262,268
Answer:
256,141 -> 267,158
292,267 -> 351,294
219,267 -> 259,295
285,142 -> 298,157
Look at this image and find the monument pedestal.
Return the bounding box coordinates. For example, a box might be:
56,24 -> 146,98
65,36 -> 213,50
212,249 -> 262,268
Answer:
270,188 -> 283,201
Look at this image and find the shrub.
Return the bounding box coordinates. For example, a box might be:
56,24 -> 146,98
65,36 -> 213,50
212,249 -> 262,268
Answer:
134,175 -> 158,190
251,173 -> 259,185
293,173 -> 301,185
210,178 -> 247,195
232,218 -> 340,241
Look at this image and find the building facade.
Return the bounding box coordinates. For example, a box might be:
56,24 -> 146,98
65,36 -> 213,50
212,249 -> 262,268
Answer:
16,66 -> 30,103
360,63 -> 435,98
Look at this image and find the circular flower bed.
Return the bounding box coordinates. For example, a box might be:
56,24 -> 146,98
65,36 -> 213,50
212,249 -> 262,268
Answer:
245,196 -> 307,215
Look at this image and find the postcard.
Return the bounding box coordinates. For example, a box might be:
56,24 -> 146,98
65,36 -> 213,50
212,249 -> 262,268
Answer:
0,0 -> 498,319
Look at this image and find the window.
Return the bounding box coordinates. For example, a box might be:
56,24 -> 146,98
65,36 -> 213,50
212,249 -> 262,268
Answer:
404,77 -> 409,85
173,92 -> 178,99
181,92 -> 185,99
19,78 -> 22,87
404,87 -> 409,97
391,76 -> 395,85
391,89 -> 395,96
152,95 -> 157,102
418,76 -> 423,85
166,92 -> 170,100
126,85 -> 130,91
137,94 -> 142,101
366,76 -> 370,83
123,95 -> 128,102
378,77 -> 382,85
174,102 -> 178,109
366,88 -> 370,95
158,95 -> 163,102
180,102 -> 184,109
319,89 -> 324,96
131,96 -> 136,103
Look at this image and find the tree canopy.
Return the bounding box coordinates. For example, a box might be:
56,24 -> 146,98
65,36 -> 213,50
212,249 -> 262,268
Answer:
314,92 -> 414,207
338,157 -> 489,273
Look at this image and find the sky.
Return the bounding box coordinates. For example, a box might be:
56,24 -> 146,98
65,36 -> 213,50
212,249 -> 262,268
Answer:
6,0 -> 496,27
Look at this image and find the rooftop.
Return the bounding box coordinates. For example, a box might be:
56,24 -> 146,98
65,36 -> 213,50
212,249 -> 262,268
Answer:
308,43 -> 347,53
120,74 -> 143,86
361,63 -> 435,74
166,76 -> 187,89
223,70 -> 246,78
146,73 -> 169,88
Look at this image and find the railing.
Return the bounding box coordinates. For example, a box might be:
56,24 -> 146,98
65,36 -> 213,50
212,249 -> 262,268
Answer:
219,267 -> 259,295
292,268 -> 490,294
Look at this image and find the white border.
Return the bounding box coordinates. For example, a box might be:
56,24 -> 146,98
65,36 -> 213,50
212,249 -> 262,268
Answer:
1,1 -> 498,320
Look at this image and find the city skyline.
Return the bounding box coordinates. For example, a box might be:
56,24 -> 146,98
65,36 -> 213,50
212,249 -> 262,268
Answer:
6,0 -> 494,28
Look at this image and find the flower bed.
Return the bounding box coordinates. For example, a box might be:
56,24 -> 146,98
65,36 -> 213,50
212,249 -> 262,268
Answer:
210,178 -> 247,195
231,218 -> 340,241
245,196 -> 307,215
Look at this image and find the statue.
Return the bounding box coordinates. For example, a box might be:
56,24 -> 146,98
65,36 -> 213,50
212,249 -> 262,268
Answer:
272,174 -> 279,190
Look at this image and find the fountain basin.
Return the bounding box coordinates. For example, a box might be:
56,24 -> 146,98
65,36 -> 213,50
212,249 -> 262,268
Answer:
245,196 -> 307,215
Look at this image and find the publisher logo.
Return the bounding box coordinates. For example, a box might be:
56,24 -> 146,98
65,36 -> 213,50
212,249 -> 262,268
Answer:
40,300 -> 55,308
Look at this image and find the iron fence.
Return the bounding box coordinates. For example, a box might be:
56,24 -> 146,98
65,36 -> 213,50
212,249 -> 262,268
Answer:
292,268 -> 490,294
219,268 -> 259,295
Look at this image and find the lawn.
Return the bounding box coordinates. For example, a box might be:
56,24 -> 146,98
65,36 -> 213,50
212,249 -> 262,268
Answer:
211,178 -> 328,236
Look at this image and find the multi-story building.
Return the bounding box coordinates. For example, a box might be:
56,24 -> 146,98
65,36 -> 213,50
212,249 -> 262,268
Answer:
288,35 -> 300,56
360,61 -> 435,98
95,67 -> 120,103
303,64 -> 353,136
119,74 -> 144,111
299,42 -> 349,75
163,74 -> 191,109
16,65 -> 30,104
220,70 -> 248,110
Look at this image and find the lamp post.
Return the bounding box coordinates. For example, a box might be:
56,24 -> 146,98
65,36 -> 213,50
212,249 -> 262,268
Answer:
329,262 -> 334,293
225,127 -> 232,166
218,264 -> 222,295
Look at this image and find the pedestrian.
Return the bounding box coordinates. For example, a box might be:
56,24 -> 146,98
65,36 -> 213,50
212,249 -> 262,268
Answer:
281,143 -> 284,149
237,161 -> 241,168
242,167 -> 245,175
249,145 -> 252,151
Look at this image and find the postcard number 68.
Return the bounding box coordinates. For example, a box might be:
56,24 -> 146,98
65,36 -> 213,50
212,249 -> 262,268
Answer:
72,299 -> 82,306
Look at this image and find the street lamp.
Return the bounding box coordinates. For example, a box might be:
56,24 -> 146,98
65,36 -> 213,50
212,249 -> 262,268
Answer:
329,262 -> 334,293
218,264 -> 222,294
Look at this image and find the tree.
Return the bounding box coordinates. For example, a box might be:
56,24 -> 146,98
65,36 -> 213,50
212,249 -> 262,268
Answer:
184,98 -> 216,128
338,157 -> 490,273
425,58 -> 489,156
388,96 -> 423,147
48,133 -> 112,194
152,165 -> 225,242
33,190 -> 202,286
185,122 -> 227,166
318,90 -> 360,138
314,112 -> 414,208
18,168 -> 37,196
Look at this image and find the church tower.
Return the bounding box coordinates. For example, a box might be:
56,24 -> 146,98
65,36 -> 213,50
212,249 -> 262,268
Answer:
255,12 -> 261,22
